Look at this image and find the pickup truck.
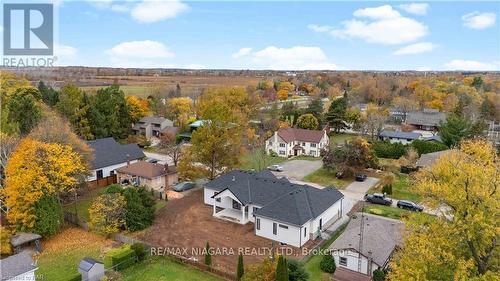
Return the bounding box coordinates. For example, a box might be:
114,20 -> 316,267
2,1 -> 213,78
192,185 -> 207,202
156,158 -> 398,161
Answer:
364,193 -> 393,206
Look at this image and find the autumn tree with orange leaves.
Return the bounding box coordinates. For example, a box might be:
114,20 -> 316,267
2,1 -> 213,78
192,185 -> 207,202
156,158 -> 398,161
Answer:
2,138 -> 85,232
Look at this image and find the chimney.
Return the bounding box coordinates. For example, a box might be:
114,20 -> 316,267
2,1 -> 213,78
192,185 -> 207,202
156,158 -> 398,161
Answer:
126,154 -> 130,166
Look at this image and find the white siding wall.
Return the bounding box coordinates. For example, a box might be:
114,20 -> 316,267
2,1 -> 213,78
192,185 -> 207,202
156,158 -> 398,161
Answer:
265,131 -> 329,158
255,216 -> 305,247
309,199 -> 342,236
333,250 -> 379,275
8,270 -> 37,281
204,188 -> 218,205
87,160 -> 138,181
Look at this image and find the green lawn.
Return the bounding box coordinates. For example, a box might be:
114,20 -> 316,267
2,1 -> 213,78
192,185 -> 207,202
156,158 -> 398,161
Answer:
64,187 -> 107,222
363,204 -> 408,220
369,173 -> 421,202
36,228 -> 113,281
303,168 -> 351,189
121,256 -> 223,281
304,223 -> 348,281
329,133 -> 357,145
239,150 -> 287,171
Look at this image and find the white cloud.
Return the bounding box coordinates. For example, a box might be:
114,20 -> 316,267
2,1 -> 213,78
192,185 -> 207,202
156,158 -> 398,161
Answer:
353,5 -> 401,19
415,67 -> 432,71
54,44 -> 78,66
399,3 -> 429,15
232,47 -> 252,58
233,46 -> 338,70
393,42 -> 436,55
111,4 -> 130,13
131,0 -> 189,23
106,40 -> 175,68
312,5 -> 428,45
462,12 -> 496,29
307,24 -> 333,33
444,59 -> 500,71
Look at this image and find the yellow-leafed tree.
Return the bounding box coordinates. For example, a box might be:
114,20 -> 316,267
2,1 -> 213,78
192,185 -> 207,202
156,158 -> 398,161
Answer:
388,139 -> 500,280
166,97 -> 193,127
88,193 -> 126,236
2,138 -> 85,230
126,95 -> 149,123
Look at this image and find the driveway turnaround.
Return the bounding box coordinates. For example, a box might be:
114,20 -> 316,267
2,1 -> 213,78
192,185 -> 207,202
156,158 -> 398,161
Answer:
273,160 -> 322,180
143,151 -> 173,165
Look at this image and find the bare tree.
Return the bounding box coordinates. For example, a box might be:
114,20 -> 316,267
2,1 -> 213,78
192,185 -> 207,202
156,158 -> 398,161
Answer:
158,132 -> 183,166
0,134 -> 20,186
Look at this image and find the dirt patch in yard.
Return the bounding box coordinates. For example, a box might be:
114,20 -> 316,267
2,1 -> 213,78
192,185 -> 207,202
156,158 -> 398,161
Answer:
137,189 -> 311,274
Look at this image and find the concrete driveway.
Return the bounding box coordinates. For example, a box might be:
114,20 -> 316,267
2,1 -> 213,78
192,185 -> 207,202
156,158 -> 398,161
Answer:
341,177 -> 380,201
143,151 -> 173,165
273,160 -> 322,180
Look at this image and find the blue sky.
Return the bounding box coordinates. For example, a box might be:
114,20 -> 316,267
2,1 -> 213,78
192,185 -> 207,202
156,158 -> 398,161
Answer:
42,1 -> 500,70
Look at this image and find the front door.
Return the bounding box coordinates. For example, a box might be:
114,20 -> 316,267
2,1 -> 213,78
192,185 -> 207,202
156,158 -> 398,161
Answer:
294,149 -> 298,156
319,218 -> 322,230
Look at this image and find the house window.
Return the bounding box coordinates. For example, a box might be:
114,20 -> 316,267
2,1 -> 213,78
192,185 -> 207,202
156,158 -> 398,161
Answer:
256,218 -> 260,230
268,141 -> 273,145
273,223 -> 277,235
310,143 -> 317,148
253,207 -> 259,216
309,150 -> 316,156
304,227 -> 307,237
232,199 -> 241,210
279,150 -> 285,155
279,224 -> 288,229
96,170 -> 103,179
302,142 -> 305,146
339,257 -> 347,266
279,143 -> 286,148
216,198 -> 221,202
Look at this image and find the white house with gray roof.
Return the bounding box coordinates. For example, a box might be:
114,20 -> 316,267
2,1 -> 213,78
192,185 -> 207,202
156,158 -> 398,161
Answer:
204,170 -> 344,247
86,137 -> 145,181
379,130 -> 423,145
329,213 -> 404,276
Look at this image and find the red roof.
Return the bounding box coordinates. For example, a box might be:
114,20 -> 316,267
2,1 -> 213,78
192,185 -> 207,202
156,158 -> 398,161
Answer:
277,128 -> 325,143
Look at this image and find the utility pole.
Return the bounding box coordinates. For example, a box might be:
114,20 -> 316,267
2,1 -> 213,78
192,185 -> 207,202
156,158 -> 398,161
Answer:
358,202 -> 365,273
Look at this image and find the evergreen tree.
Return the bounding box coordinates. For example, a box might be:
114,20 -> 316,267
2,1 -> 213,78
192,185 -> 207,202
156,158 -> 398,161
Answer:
305,97 -> 324,121
8,88 -> 42,135
237,253 -> 244,280
89,85 -> 131,139
439,114 -> 483,147
319,254 -> 336,273
204,242 -> 212,267
275,256 -> 289,281
37,81 -> 59,106
33,195 -> 63,237
325,92 -> 348,133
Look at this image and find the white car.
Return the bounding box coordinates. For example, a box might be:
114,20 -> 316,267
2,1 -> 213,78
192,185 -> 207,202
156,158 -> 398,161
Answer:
267,165 -> 284,172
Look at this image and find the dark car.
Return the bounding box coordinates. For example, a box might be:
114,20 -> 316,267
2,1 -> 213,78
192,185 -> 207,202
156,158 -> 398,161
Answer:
173,181 -> 196,192
397,200 -> 424,212
364,193 -> 393,206
355,174 -> 367,182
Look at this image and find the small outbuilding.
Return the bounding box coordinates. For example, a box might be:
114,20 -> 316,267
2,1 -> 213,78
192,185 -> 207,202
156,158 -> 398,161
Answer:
78,257 -> 104,281
10,233 -> 42,254
0,251 -> 38,281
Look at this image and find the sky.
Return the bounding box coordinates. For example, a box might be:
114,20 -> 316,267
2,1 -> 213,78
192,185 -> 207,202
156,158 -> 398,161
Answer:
6,0 -> 500,70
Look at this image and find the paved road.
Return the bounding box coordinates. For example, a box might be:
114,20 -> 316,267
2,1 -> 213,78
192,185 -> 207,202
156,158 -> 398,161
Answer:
273,160 -> 322,180
143,151 -> 173,165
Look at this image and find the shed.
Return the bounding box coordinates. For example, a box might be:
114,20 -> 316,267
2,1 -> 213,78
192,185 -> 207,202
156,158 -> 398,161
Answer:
10,233 -> 42,254
78,257 -> 104,281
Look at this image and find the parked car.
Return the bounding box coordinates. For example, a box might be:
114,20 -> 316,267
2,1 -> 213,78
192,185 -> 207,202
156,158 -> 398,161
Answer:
397,200 -> 424,212
173,181 -> 196,192
267,165 -> 284,172
147,158 -> 159,164
355,174 -> 367,182
364,193 -> 393,206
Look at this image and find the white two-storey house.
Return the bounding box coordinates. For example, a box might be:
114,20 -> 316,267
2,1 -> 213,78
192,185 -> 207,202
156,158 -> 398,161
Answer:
265,128 -> 329,157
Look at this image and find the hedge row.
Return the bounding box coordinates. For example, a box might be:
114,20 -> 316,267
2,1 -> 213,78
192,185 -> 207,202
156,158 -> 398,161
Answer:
105,244 -> 137,271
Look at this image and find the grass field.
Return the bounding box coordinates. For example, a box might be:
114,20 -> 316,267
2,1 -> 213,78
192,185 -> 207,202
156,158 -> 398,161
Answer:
303,168 -> 351,189
36,228 -> 113,281
303,223 -> 348,281
363,204 -> 408,219
369,173 -> 421,202
329,133 -> 357,145
239,150 -> 287,171
64,187 -> 107,222
121,256 -> 223,281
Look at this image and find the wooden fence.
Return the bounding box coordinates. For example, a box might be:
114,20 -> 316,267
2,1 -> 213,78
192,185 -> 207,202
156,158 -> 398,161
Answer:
112,233 -> 238,281
86,175 -> 117,189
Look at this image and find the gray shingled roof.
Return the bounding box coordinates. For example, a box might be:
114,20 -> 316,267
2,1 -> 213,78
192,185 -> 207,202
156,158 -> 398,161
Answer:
416,150 -> 452,168
0,251 -> 38,280
10,233 -> 42,247
79,257 -> 102,272
329,213 -> 404,267
206,170 -> 344,226
406,110 -> 446,127
379,130 -> 422,140
86,138 -> 145,169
